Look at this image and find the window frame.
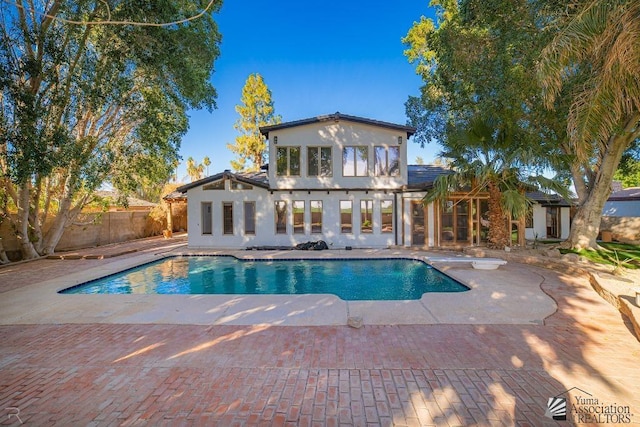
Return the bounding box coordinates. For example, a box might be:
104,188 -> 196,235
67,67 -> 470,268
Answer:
275,200 -> 288,234
222,202 -> 234,235
360,200 -> 373,233
310,200 -> 323,234
244,201 -> 256,235
293,200 -> 305,234
374,146 -> 401,177
276,146 -> 301,177
201,202 -> 212,235
307,146 -> 333,177
342,146 -> 368,177
340,200 -> 353,233
380,200 -> 393,233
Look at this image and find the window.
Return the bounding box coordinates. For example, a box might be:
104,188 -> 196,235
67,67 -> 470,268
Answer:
275,201 -> 287,234
340,200 -> 353,233
310,201 -> 322,234
342,146 -> 368,176
203,181 -> 224,190
231,181 -> 253,190
201,202 -> 212,235
441,199 -> 469,243
276,147 -> 300,176
223,202 -> 233,235
293,201 -> 305,234
361,200 -> 373,233
374,146 -> 400,176
308,147 -> 332,176
244,202 -> 255,235
381,200 -> 393,233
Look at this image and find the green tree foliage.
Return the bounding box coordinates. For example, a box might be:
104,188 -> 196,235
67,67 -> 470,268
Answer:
424,117 -> 568,249
538,0 -> 640,249
0,0 -> 221,259
227,73 -> 281,172
614,142 -> 640,188
403,0 -> 571,247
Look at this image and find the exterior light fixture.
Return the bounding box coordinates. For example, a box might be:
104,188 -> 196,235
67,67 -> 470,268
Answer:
273,136 -> 278,144
398,136 -> 403,145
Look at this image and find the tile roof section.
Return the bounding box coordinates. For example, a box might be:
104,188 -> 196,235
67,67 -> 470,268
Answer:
607,187 -> 640,201
407,164 -> 453,189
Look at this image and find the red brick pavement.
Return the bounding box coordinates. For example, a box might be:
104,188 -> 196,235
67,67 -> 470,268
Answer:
1,239 -> 639,426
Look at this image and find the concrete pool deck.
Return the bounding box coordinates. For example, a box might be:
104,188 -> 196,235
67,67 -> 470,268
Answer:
1,235 -> 639,426
0,244 -> 558,327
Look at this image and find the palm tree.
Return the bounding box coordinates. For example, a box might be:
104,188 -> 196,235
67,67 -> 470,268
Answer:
203,156 -> 211,176
186,157 -> 204,182
424,117 -> 569,249
538,0 -> 640,249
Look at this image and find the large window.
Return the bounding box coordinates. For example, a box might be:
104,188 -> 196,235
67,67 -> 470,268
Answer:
340,200 -> 353,233
360,200 -> 373,233
342,146 -> 368,177
293,201 -> 305,234
311,201 -> 322,234
308,147 -> 332,177
244,202 -> 255,235
441,199 -> 469,243
374,146 -> 400,176
201,202 -> 212,235
276,147 -> 300,176
381,200 -> 393,233
275,201 -> 287,234
223,202 -> 233,235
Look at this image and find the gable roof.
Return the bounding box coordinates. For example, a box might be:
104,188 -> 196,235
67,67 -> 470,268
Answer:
260,112 -> 416,138
526,191 -> 572,207
173,170 -> 269,195
607,187 -> 640,201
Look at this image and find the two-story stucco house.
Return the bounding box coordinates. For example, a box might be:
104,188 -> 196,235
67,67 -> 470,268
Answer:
174,112 -> 571,249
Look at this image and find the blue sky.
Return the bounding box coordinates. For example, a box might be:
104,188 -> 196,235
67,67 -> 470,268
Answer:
176,0 -> 440,180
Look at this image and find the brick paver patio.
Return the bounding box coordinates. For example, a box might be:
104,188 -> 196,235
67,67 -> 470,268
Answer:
1,237 -> 639,426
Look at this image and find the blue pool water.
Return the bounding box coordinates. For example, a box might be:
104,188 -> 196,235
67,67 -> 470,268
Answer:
59,256 -> 468,300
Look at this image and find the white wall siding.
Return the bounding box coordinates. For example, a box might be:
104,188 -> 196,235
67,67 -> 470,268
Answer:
267,121 -> 408,190
186,181 -> 398,249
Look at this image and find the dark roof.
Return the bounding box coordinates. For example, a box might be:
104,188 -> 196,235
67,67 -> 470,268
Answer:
407,164 -> 452,189
607,187 -> 640,201
526,191 -> 572,207
260,112 -> 416,138
172,170 -> 269,195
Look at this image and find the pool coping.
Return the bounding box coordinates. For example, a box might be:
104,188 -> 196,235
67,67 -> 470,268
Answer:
0,248 -> 558,326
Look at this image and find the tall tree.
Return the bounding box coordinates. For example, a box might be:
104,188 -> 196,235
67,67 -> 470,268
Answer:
186,156 -> 205,182
0,0 -> 221,259
538,0 -> 640,249
425,117 -> 568,248
227,73 -> 281,172
404,0 -> 571,247
203,156 -> 211,176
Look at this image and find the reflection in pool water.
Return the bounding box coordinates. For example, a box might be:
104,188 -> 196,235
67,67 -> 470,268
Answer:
60,256 -> 469,300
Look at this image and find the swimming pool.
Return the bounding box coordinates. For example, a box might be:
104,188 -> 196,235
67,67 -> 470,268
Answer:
59,256 -> 469,300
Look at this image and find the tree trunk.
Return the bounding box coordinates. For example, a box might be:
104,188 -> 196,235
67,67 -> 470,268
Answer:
566,118 -> 638,249
16,183 -> 40,260
487,181 -> 510,249
0,239 -> 10,264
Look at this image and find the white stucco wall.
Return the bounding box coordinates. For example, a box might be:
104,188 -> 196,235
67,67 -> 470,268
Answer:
267,120 -> 408,190
186,179 -> 399,249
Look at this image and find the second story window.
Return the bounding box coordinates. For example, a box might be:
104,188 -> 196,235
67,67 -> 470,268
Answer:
276,147 -> 300,176
308,147 -> 332,176
374,146 -> 400,176
343,146 -> 368,177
